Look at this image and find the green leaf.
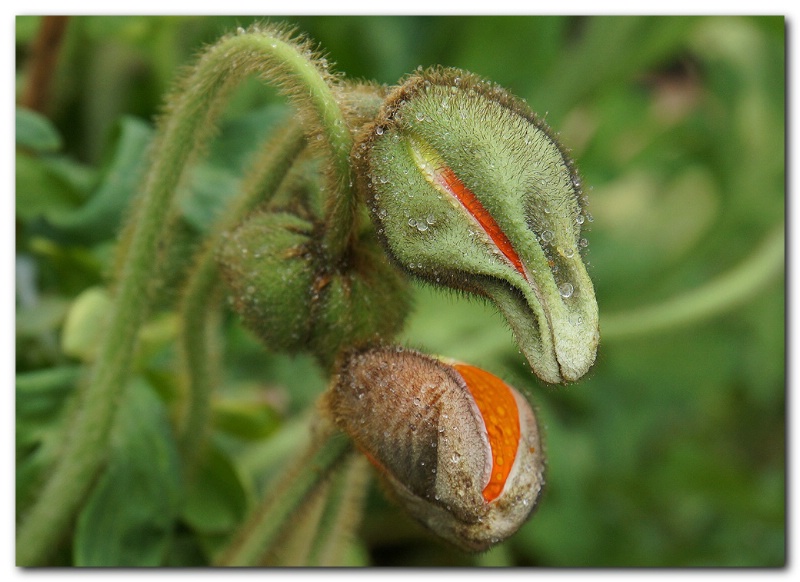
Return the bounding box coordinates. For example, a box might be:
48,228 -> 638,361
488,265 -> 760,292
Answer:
212,396 -> 282,440
16,366 -> 81,421
60,286 -> 113,363
15,155 -> 85,222
181,442 -> 249,534
16,107 -> 63,153
16,366 -> 81,516
46,116 -> 154,244
73,379 -> 183,566
180,164 -> 239,233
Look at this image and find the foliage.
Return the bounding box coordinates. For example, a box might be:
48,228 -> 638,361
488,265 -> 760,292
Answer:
15,15 -> 784,567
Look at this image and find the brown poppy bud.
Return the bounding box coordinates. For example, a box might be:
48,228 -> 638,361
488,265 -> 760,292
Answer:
325,346 -> 545,552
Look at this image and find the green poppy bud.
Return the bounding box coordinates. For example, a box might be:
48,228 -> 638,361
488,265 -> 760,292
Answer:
218,211 -> 411,364
311,237 -> 411,362
218,211 -> 317,352
353,68 -> 599,384
325,345 -> 545,552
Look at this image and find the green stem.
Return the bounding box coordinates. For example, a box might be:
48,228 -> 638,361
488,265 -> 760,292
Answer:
178,121 -> 306,472
265,474 -> 333,566
601,224 -> 784,340
308,452 -> 371,566
15,27 -> 348,566
214,422 -> 353,567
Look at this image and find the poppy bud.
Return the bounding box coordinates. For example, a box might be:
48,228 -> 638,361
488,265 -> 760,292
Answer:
325,346 -> 545,552
353,68 -> 599,384
218,211 -> 317,352
218,211 -> 410,364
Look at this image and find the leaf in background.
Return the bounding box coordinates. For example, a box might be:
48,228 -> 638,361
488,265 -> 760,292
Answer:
45,116 -> 153,244
181,442 -> 249,535
16,155 -> 88,222
60,286 -> 113,363
212,396 -> 282,441
16,366 -> 82,516
180,164 -> 240,234
73,379 -> 183,566
16,107 -> 63,153
180,104 -> 288,234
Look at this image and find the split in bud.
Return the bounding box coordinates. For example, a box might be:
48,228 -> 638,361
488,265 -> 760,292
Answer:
324,346 -> 545,552
353,67 -> 599,384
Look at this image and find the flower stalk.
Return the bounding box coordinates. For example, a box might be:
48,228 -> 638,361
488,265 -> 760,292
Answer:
16,25 -> 356,566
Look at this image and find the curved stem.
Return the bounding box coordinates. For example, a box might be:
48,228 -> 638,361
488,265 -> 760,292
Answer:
214,422 -> 353,567
178,121 -> 306,473
15,27 -> 349,566
601,224 -> 784,340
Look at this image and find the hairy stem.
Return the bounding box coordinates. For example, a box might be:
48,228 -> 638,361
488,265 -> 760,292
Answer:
15,26 -> 348,566
214,422 -> 353,567
308,452 -> 371,566
601,224 -> 784,340
264,475 -> 333,566
178,121 -> 306,473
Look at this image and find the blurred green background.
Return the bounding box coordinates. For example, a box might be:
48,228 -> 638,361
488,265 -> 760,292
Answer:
15,15 -> 784,567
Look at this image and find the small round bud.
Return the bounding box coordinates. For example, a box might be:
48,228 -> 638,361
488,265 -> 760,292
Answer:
218,211 -> 411,364
218,211 -> 316,352
325,346 -> 545,552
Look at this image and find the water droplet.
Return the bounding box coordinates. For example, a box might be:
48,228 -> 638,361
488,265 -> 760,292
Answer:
541,230 -> 554,243
426,214 -> 436,225
375,126 -> 384,135
415,111 -> 425,121
413,397 -> 421,407
563,247 -> 575,259
579,237 -> 589,248
451,452 -> 461,463
416,222 -> 429,232
585,212 -> 594,223
408,218 -> 417,227
236,27 -> 246,35
558,282 -> 574,298
575,215 -> 585,225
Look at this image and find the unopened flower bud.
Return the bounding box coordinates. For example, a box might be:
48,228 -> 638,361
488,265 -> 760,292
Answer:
325,346 -> 545,552
353,68 -> 599,383
218,211 -> 410,364
218,211 -> 316,352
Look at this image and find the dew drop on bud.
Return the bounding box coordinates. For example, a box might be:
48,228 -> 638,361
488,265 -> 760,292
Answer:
376,126 -> 385,135
558,282 -> 574,299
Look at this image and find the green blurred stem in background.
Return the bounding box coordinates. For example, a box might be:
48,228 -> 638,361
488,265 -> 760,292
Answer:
601,224 -> 784,340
